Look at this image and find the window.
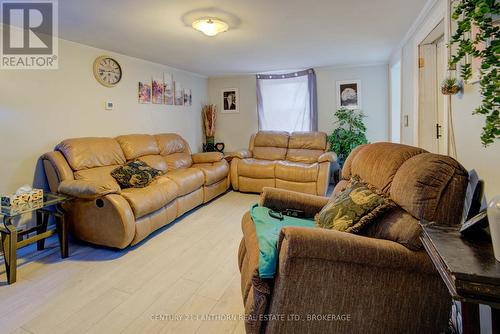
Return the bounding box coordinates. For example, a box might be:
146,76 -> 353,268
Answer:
257,69 -> 317,132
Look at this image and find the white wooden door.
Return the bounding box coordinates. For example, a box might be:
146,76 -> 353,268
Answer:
436,37 -> 445,153
419,44 -> 438,153
418,37 -> 446,154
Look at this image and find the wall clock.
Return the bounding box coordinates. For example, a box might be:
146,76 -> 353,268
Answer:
93,56 -> 122,87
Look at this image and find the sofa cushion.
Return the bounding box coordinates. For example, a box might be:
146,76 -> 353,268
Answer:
239,159 -> 275,179
286,149 -> 324,164
253,147 -> 287,161
165,168 -> 204,196
253,131 -> 289,148
121,176 -> 178,218
111,161 -> 162,188
316,177 -> 394,233
137,155 -> 168,173
363,207 -> 423,251
155,133 -> 193,170
74,165 -> 121,186
56,137 -> 126,171
116,134 -> 160,160
252,131 -> 289,161
163,153 -> 192,170
155,133 -> 191,155
288,132 -> 327,150
275,161 -> 318,182
194,161 -> 229,186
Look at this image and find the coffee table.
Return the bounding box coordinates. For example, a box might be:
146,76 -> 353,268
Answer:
0,193 -> 72,284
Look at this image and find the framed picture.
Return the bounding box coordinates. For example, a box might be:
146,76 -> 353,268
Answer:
336,80 -> 361,110
174,81 -> 184,106
221,88 -> 239,113
152,77 -> 164,104
138,81 -> 151,104
183,88 -> 192,106
163,73 -> 174,105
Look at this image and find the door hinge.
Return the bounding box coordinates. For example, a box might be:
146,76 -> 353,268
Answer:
436,123 -> 442,139
419,58 -> 425,68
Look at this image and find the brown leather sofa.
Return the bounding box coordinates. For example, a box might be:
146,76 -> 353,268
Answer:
230,131 -> 336,196
238,142 -> 469,334
42,133 -> 230,248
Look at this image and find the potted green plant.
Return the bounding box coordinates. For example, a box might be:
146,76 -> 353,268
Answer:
328,107 -> 368,168
441,77 -> 462,95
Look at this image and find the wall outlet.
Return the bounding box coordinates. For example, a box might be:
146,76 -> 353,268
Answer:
105,101 -> 114,110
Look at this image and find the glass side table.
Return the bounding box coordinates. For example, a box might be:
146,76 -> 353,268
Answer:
0,193 -> 72,284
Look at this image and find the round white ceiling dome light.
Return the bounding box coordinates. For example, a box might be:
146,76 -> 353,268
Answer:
192,18 -> 229,37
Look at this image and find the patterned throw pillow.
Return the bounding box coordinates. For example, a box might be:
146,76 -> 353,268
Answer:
111,160 -> 162,188
316,176 -> 395,233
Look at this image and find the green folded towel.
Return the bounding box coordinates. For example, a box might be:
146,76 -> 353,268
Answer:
250,204 -> 316,279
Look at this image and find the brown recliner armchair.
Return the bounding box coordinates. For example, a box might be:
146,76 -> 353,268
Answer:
230,131 -> 336,196
238,142 -> 469,334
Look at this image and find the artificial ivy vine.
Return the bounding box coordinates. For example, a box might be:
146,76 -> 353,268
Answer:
449,0 -> 499,146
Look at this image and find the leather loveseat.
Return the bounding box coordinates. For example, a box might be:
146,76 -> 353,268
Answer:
42,133 -> 229,248
238,142 -> 469,334
229,131 -> 336,196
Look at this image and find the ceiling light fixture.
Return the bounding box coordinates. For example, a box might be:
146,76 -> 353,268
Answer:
192,18 -> 228,37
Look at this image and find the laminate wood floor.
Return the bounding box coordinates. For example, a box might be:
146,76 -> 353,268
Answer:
0,191 -> 259,334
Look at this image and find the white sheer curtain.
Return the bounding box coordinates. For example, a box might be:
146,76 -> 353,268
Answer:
257,69 -> 317,132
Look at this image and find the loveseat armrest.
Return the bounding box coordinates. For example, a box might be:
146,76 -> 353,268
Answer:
318,151 -> 337,163
278,227 -> 436,274
191,152 -> 223,164
227,149 -> 252,159
58,180 -> 121,199
259,187 -> 329,218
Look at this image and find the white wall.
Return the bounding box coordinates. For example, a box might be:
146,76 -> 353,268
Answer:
316,65 -> 389,143
0,38 -> 208,194
390,61 -> 402,143
207,75 -> 258,151
208,64 -> 389,152
395,0 -> 500,199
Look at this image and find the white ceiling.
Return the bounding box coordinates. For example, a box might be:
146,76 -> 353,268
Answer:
58,0 -> 427,76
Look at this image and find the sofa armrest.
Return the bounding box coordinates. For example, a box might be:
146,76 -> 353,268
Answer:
277,227 -> 436,274
318,151 -> 337,163
192,152 -> 223,164
227,149 -> 252,159
259,187 -> 329,218
58,180 -> 121,199
42,151 -> 74,192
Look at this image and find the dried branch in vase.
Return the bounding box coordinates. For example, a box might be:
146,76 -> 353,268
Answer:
202,104 -> 217,137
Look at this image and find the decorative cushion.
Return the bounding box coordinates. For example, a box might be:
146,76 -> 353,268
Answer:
111,161 -> 162,188
315,176 -> 395,233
